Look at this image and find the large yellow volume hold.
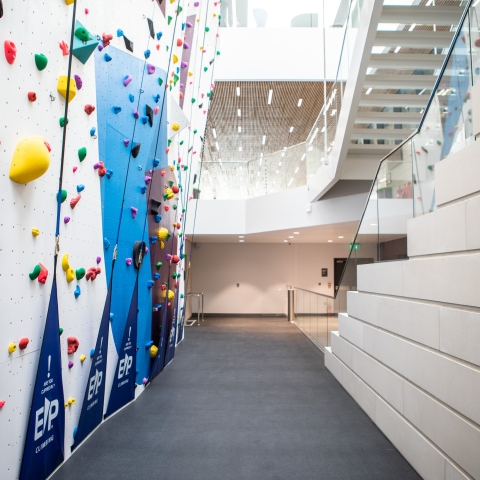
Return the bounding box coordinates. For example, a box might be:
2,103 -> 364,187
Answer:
57,75 -> 77,103
61,253 -> 70,272
9,137 -> 51,184
161,289 -> 175,300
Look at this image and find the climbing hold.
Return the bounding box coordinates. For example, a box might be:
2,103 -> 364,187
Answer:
133,108 -> 139,119
147,64 -> 155,75
84,104 -> 95,115
113,106 -> 122,114
9,137 -> 51,184
150,345 -> 158,358
177,39 -> 183,47
57,75 -> 77,102
144,49 -> 151,59
165,205 -> 170,212
80,354 -> 86,362
150,199 -> 161,215
94,161 -> 106,176
35,53 -> 48,71
106,169 -> 113,179
69,194 -> 81,210
102,32 -> 113,47
57,190 -> 68,204
32,228 -> 40,237
147,280 -> 155,289
129,93 -> 135,102
117,29 -> 124,37
123,139 -> 130,147
146,105 -> 153,127
171,123 -> 180,131
131,142 -> 141,158
61,253 -> 71,273
205,26 -> 210,32
76,184 -> 85,193
154,106 -> 159,115
66,267 -> 75,282
0,401 -> 5,409
104,238 -> 110,249
104,53 -> 112,62
59,328 -> 64,336
75,26 -> 90,42
38,264 -> 48,284
68,398 -> 76,406
96,256 -> 101,264
28,92 -> 37,102
181,61 -> 188,68
59,117 -> 68,127
157,227 -> 170,240
126,258 -> 132,266
123,75 -> 132,87
86,267 -> 101,280
75,268 -> 85,280
68,361 -> 74,369
90,348 -> 95,357
172,185 -> 179,194
8,343 -> 17,354
173,54 -> 179,64
109,313 -> 114,321
142,378 -> 148,385
29,264 -> 41,280
74,285 -> 81,298
131,207 -> 138,219
78,147 -> 87,162
4,40 -> 16,64
90,127 -> 96,137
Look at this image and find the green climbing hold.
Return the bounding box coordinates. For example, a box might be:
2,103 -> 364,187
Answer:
35,53 -> 48,71
180,294 -> 184,299
169,180 -> 174,187
78,147 -> 87,162
205,27 -> 210,32
168,15 -> 173,25
156,262 -> 163,270
176,164 -> 180,170
427,165 -> 434,171
191,98 -> 196,104
437,140 -> 442,146
168,139 -> 172,147
177,6 -> 183,15
179,140 -> 184,145
193,129 -> 198,134
178,232 -> 183,238
183,166 -> 188,171
59,328 -> 64,336
204,67 -> 208,72
169,85 -> 172,91
59,117 -> 68,127
216,51 -> 221,55
182,208 -> 186,213
56,189 -> 68,203
173,73 -> 179,84
178,183 -> 183,189
29,264 -> 41,280
75,268 -> 86,280
173,204 -> 177,210
207,92 -> 211,97
158,77 -> 164,86
75,27 -> 90,42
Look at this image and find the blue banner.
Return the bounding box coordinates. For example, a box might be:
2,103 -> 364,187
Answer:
105,277 -> 138,418
72,285 -> 112,450
20,279 -> 65,480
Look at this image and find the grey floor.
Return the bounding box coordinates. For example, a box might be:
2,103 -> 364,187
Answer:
52,317 -> 420,480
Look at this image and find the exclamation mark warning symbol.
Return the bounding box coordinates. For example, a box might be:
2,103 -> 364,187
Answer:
47,355 -> 51,378
128,327 -> 131,341
99,337 -> 103,354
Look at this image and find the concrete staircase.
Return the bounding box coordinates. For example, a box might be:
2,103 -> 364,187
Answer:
325,141 -> 480,479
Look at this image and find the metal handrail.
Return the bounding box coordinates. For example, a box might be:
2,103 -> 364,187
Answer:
186,292 -> 204,326
291,286 -> 335,299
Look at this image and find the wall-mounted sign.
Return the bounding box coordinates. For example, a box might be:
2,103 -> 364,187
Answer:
322,268 -> 328,277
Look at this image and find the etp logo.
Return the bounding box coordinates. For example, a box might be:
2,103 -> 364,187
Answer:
34,397 -> 59,441
118,354 -> 133,379
87,369 -> 103,400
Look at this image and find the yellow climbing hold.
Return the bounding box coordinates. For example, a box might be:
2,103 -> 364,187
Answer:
173,54 -> 178,64
80,354 -> 86,362
68,397 -> 76,405
57,75 -> 77,103
62,253 -> 70,272
165,188 -> 174,199
32,228 -> 41,237
188,71 -> 193,77
65,0 -> 74,4
150,344 -> 158,358
171,123 -> 180,131
9,137 -> 51,184
160,240 -> 165,249
161,289 -> 175,300
158,227 -> 169,240
66,268 -> 75,283
8,343 -> 17,354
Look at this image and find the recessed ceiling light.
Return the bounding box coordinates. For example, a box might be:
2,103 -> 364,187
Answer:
212,128 -> 217,138
236,86 -> 240,96
301,154 -> 306,161
239,235 -> 244,238
366,87 -> 372,95
238,146 -> 242,152
267,89 -> 273,105
238,126 -> 241,133
289,236 -> 294,239
239,240 -> 244,243
262,135 -> 266,145
284,240 -> 288,243
297,99 -> 303,107
370,223 -> 377,226
289,126 -> 294,133
215,142 -> 220,151
328,240 -> 332,243
293,232 -> 299,234
237,109 -> 241,117
338,236 -> 344,239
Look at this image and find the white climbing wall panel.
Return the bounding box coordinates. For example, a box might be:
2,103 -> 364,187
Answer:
0,0 -> 221,478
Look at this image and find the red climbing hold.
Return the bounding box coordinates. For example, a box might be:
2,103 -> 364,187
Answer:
172,185 -> 179,194
19,338 -> 30,350
177,39 -> 183,47
161,171 -> 165,177
94,161 -> 106,177
171,255 -> 180,264
44,141 -> 51,152
4,40 -> 16,64
67,337 -> 79,354
86,267 -> 101,281
59,40 -> 69,56
0,400 -> 5,408
102,33 -> 113,47
38,263 -> 48,284
164,205 -> 169,212
84,104 -> 95,115
28,92 -> 37,102
70,195 -> 81,209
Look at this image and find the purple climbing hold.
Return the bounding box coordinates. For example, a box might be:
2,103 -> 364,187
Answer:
181,61 -> 188,68
131,207 -> 138,218
194,2 -> 199,6
133,109 -> 139,119
145,176 -> 152,185
98,44 -> 104,52
74,75 -> 83,90
183,42 -> 190,50
123,75 -> 132,87
68,361 -> 74,369
147,64 -> 155,75
96,256 -> 101,264
186,22 -> 193,28
64,216 -> 70,224
126,258 -> 132,266
123,139 -> 130,147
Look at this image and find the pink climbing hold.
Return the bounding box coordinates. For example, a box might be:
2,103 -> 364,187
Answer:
123,75 -> 132,87
126,258 -> 132,266
96,256 -> 101,264
154,106 -> 159,115
73,166 -> 78,172
131,207 -> 138,218
145,176 -> 152,185
133,109 -> 139,119
147,64 -> 155,75
0,400 -> 5,409
64,216 -> 71,224
4,40 -> 17,64
165,205 -> 170,212
85,8 -> 89,14
123,139 -> 130,147
142,378 -> 148,385
38,263 -> 48,284
70,195 -> 81,209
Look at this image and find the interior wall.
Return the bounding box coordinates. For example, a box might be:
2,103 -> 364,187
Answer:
190,242 -> 377,314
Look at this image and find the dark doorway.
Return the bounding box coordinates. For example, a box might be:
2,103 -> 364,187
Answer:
334,257 -> 375,293
334,258 -> 347,294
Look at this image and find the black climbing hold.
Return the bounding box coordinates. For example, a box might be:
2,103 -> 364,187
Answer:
0,0 -> 3,18
209,58 -> 215,65
145,104 -> 153,127
150,198 -> 161,215
131,142 -> 141,158
147,18 -> 155,39
123,36 -> 134,53
132,241 -> 146,269
193,173 -> 197,184
188,146 -> 193,153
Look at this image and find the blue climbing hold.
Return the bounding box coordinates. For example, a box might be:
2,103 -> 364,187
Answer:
141,116 -> 148,125
176,67 -> 180,74
150,236 -> 157,244
90,348 -> 95,357
106,169 -> 113,179
77,184 -> 85,193
104,53 -> 112,62
156,32 -> 162,40
140,186 -> 147,194
73,426 -> 78,438
129,93 -> 135,102
153,158 -> 160,167
147,280 -> 155,289
74,285 -> 81,299
155,214 -> 162,223
144,49 -> 151,59
104,237 -> 110,249
154,94 -> 160,103
182,23 -> 186,30
113,106 -> 122,114
109,313 -> 114,321
145,340 -> 154,348
90,127 -> 96,137
154,273 -> 160,280
117,29 -> 124,37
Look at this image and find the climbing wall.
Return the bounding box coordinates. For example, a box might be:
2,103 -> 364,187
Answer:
0,0 -> 221,478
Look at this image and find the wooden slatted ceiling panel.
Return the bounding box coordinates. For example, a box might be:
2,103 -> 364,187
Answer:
203,81 -> 332,163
